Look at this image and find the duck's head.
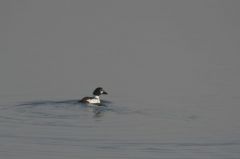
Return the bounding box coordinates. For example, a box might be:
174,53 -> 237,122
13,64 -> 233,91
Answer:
93,87 -> 108,96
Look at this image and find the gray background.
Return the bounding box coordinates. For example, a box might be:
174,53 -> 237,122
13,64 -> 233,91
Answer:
1,0 -> 240,100
1,1 -> 240,158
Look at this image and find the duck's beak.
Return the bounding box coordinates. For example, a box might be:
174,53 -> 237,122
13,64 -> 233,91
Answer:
102,91 -> 108,95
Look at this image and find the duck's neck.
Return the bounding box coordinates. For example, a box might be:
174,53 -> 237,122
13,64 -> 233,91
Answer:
94,95 -> 100,99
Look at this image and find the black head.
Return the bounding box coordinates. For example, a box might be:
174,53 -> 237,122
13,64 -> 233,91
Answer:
93,87 -> 108,96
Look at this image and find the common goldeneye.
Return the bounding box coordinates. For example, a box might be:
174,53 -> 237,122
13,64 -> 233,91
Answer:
79,87 -> 108,105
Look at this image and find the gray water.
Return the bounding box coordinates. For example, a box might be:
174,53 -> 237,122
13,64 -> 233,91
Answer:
1,1 -> 240,158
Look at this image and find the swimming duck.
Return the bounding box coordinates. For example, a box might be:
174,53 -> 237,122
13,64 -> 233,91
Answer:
79,87 -> 108,105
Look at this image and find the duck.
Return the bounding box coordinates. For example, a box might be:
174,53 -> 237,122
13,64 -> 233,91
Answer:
79,87 -> 108,105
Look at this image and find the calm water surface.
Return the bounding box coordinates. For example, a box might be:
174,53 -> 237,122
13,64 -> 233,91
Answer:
1,1 -> 240,158
0,92 -> 240,159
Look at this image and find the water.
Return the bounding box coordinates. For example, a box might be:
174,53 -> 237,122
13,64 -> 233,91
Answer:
0,92 -> 240,159
1,1 -> 240,158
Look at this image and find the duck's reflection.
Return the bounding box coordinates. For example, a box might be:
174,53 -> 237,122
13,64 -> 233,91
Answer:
91,100 -> 112,117
93,107 -> 105,117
